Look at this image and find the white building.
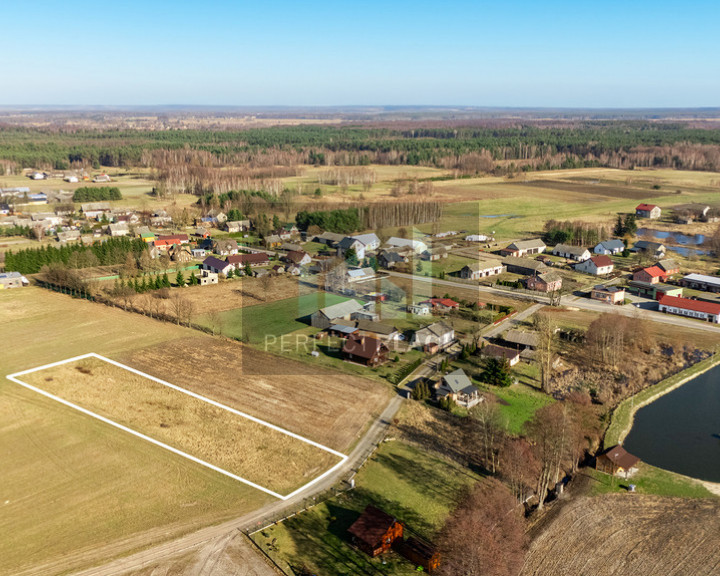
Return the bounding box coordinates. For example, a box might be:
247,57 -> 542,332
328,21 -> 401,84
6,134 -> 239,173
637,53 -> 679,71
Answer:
386,237 -> 428,254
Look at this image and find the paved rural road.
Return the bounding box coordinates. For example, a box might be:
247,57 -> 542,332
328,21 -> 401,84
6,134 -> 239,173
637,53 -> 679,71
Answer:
387,271 -> 720,334
70,394 -> 405,576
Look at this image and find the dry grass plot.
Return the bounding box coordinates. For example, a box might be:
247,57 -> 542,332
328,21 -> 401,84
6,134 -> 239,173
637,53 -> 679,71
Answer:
522,495 -> 720,576
18,355 -> 343,497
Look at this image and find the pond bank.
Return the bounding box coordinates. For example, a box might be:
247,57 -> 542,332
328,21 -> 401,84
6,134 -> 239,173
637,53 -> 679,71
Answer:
604,354 -> 720,448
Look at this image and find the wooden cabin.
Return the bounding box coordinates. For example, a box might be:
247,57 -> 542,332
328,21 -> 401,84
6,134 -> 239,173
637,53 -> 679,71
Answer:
596,445 -> 640,478
348,505 -> 404,557
396,537 -> 441,573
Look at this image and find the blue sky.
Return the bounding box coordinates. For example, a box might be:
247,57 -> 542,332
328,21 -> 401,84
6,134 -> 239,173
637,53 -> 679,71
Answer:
1,0 -> 718,107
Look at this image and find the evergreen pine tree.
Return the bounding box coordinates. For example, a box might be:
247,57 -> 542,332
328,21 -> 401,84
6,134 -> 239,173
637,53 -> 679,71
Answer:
176,270 -> 185,287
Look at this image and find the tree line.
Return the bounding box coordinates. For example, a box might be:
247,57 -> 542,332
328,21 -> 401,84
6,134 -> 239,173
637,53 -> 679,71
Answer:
72,186 -> 123,202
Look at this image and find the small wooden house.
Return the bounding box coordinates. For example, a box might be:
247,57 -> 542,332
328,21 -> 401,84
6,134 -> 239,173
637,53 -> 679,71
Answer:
596,445 -> 640,478
342,334 -> 389,367
348,505 -> 404,557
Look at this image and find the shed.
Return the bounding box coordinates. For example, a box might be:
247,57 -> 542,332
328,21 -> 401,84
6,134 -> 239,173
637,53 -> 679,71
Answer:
348,505 -> 404,557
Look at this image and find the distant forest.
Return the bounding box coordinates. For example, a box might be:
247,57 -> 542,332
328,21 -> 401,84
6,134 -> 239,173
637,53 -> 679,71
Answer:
1,122 -> 720,175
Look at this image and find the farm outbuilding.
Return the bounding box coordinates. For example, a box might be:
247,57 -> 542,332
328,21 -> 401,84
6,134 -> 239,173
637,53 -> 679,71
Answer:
596,445 -> 640,478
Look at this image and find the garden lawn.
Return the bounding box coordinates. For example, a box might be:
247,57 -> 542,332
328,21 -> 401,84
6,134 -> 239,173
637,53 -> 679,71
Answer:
200,292 -> 353,344
251,440 -> 481,576
586,464 -> 716,499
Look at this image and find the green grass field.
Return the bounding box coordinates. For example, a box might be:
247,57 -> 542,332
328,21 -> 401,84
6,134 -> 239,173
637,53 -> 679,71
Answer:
252,440 -> 480,575
198,292 -> 353,344
586,464 -> 716,499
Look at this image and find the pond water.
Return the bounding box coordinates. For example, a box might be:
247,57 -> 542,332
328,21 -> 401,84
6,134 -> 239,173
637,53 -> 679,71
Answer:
623,364 -> 720,483
667,246 -> 709,257
637,228 -> 705,245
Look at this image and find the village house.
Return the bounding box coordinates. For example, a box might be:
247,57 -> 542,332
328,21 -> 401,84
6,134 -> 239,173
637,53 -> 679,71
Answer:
337,237 -> 367,260
80,202 -> 112,220
552,244 -> 591,262
499,238 -> 546,257
314,231 -> 346,247
198,270 -> 219,285
202,209 -> 227,226
420,298 -> 459,311
282,250 -> 312,266
672,203 -> 710,224
201,256 -> 234,277
436,368 -> 481,408
575,255 -> 614,275
57,229 -> 81,243
465,234 -> 490,242
348,505 -> 404,557
272,264 -> 285,274
635,203 -> 662,219
501,256 -> 548,276
154,234 -> 189,250
503,329 -> 539,350
0,271 -> 29,289
92,173 -> 112,183
107,222 -> 130,237
596,445 -> 640,478
264,234 -> 282,249
212,238 -> 239,256
386,237 -> 428,254
354,319 -> 401,343
192,227 -> 211,239
347,267 -> 376,283
594,239 -> 625,255
525,272 -> 562,293
591,285 -> 625,305
225,219 -> 251,233
342,334 -> 389,366
481,344 -> 521,366
679,273 -> 720,293
633,265 -> 666,284
378,249 -> 410,269
407,303 -> 432,316
658,295 -> 720,323
311,299 -> 364,329
412,321 -> 455,351
227,252 -> 270,268
632,240 -> 666,259
280,242 -> 304,252
191,247 -> 206,259
421,245 -> 449,261
150,209 -> 172,227
286,264 -> 302,276
351,232 -> 381,251
460,260 -> 505,280
169,244 -> 193,263
657,258 -> 679,276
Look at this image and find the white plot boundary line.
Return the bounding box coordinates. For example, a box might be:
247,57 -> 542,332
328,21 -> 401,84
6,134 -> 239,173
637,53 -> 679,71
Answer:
6,352 -> 348,501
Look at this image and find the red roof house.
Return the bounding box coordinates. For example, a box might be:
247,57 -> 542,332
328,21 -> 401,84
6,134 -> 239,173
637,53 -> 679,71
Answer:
658,295 -> 720,323
420,298 -> 460,310
632,265 -> 666,284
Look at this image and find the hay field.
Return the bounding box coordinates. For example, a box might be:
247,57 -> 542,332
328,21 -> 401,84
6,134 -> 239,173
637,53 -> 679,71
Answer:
118,336 -> 390,452
522,494 -> 720,576
19,356 -> 342,496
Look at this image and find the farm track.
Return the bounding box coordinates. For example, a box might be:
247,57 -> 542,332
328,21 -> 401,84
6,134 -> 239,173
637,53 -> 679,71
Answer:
521,494 -> 720,576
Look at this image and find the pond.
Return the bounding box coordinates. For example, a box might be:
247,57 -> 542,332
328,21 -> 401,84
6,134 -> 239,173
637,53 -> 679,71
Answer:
637,228 -> 705,245
623,364 -> 720,483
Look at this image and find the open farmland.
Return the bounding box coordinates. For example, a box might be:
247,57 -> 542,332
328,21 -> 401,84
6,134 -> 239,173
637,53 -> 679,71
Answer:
0,287 -> 388,575
522,494 -> 720,576
16,355 -> 343,496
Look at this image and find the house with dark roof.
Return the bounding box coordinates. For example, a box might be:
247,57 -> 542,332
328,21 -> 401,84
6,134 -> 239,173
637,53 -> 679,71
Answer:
656,259 -> 679,276
502,256 -> 548,276
575,255 -> 614,276
436,368 -> 481,408
421,245 -> 449,261
342,335 -> 389,366
594,239 -> 625,255
338,237 -> 366,260
503,329 -> 539,349
636,203 -> 661,219
631,240 -> 666,258
201,256 -> 234,277
348,505 -> 404,557
481,344 -> 520,366
378,249 -> 410,269
282,250 -> 312,266
227,252 -> 270,267
596,445 -> 640,478
591,285 -> 625,305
